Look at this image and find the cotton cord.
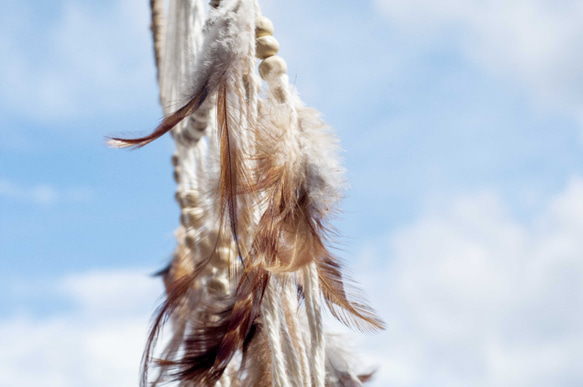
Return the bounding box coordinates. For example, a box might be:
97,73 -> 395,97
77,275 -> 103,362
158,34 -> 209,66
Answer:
304,263 -> 326,387
150,1 -> 224,385
262,279 -> 292,387
283,280 -> 312,387
149,0 -> 165,87
254,8 -> 328,386
265,276 -> 304,387
279,279 -> 310,387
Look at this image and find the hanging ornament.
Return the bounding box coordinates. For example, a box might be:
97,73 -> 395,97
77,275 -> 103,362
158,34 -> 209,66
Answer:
109,0 -> 384,386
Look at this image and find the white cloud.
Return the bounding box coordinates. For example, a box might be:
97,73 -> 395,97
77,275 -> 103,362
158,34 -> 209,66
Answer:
376,0 -> 583,120
0,178 -> 93,205
359,177 -> 583,386
0,269 -> 162,387
0,0 -> 157,123
4,179 -> 583,387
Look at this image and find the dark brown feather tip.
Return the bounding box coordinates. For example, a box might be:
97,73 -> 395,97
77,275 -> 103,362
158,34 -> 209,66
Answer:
107,85 -> 209,149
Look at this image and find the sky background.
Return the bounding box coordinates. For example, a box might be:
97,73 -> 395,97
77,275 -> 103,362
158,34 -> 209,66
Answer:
1,0 -> 583,385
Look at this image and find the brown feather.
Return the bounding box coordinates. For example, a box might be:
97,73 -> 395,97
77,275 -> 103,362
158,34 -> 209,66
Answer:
250,101 -> 322,273
317,255 -> 385,332
240,321 -> 272,387
158,266 -> 269,385
216,81 -> 255,264
141,270 -> 194,387
107,83 -> 209,149
250,95 -> 384,332
358,371 -> 376,384
141,242 -> 218,387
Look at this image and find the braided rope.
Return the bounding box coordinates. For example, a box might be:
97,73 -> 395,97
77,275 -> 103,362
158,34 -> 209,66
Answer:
150,1 -> 336,385
304,263 -> 326,387
279,279 -> 309,387
262,280 -> 292,387
149,0 -> 165,87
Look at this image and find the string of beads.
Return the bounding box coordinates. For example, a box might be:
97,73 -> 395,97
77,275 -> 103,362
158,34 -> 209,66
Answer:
255,17 -> 288,81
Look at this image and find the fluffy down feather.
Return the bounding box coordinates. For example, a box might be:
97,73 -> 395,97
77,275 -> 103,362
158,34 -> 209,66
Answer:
107,0 -> 256,149
252,80 -> 384,332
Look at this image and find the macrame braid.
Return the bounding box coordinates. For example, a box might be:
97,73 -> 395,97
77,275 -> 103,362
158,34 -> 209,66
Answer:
111,0 -> 385,386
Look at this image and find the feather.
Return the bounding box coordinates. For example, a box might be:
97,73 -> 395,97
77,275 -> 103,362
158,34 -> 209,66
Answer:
251,85 -> 326,273
215,80 -> 256,264
318,254 -> 384,332
150,243 -> 195,386
108,0 -> 258,267
252,80 -> 384,332
116,0 -> 386,383
107,85 -> 209,149
324,333 -> 376,386
157,266 -> 269,385
107,0 -> 256,150
123,2 -> 266,384
141,269 -> 194,387
142,228 -> 218,386
239,321 -> 273,387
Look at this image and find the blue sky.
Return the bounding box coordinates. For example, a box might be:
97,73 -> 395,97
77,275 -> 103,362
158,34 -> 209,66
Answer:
2,0 -> 583,385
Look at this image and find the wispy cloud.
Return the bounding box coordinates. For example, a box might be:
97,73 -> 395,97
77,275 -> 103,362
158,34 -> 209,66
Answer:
3,179 -> 583,386
0,0 -> 157,123
0,269 -> 161,387
359,177 -> 583,386
376,0 -> 583,126
0,178 -> 94,205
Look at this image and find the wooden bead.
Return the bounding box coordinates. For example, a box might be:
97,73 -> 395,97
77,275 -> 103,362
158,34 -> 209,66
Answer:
181,191 -> 200,208
196,237 -> 214,256
259,56 -> 287,80
256,16 -> 274,37
181,207 -> 205,228
184,231 -> 197,250
208,277 -> 230,295
206,266 -> 219,277
192,110 -> 208,123
180,131 -> 195,145
215,246 -> 234,267
256,36 -> 279,60
200,264 -> 217,279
